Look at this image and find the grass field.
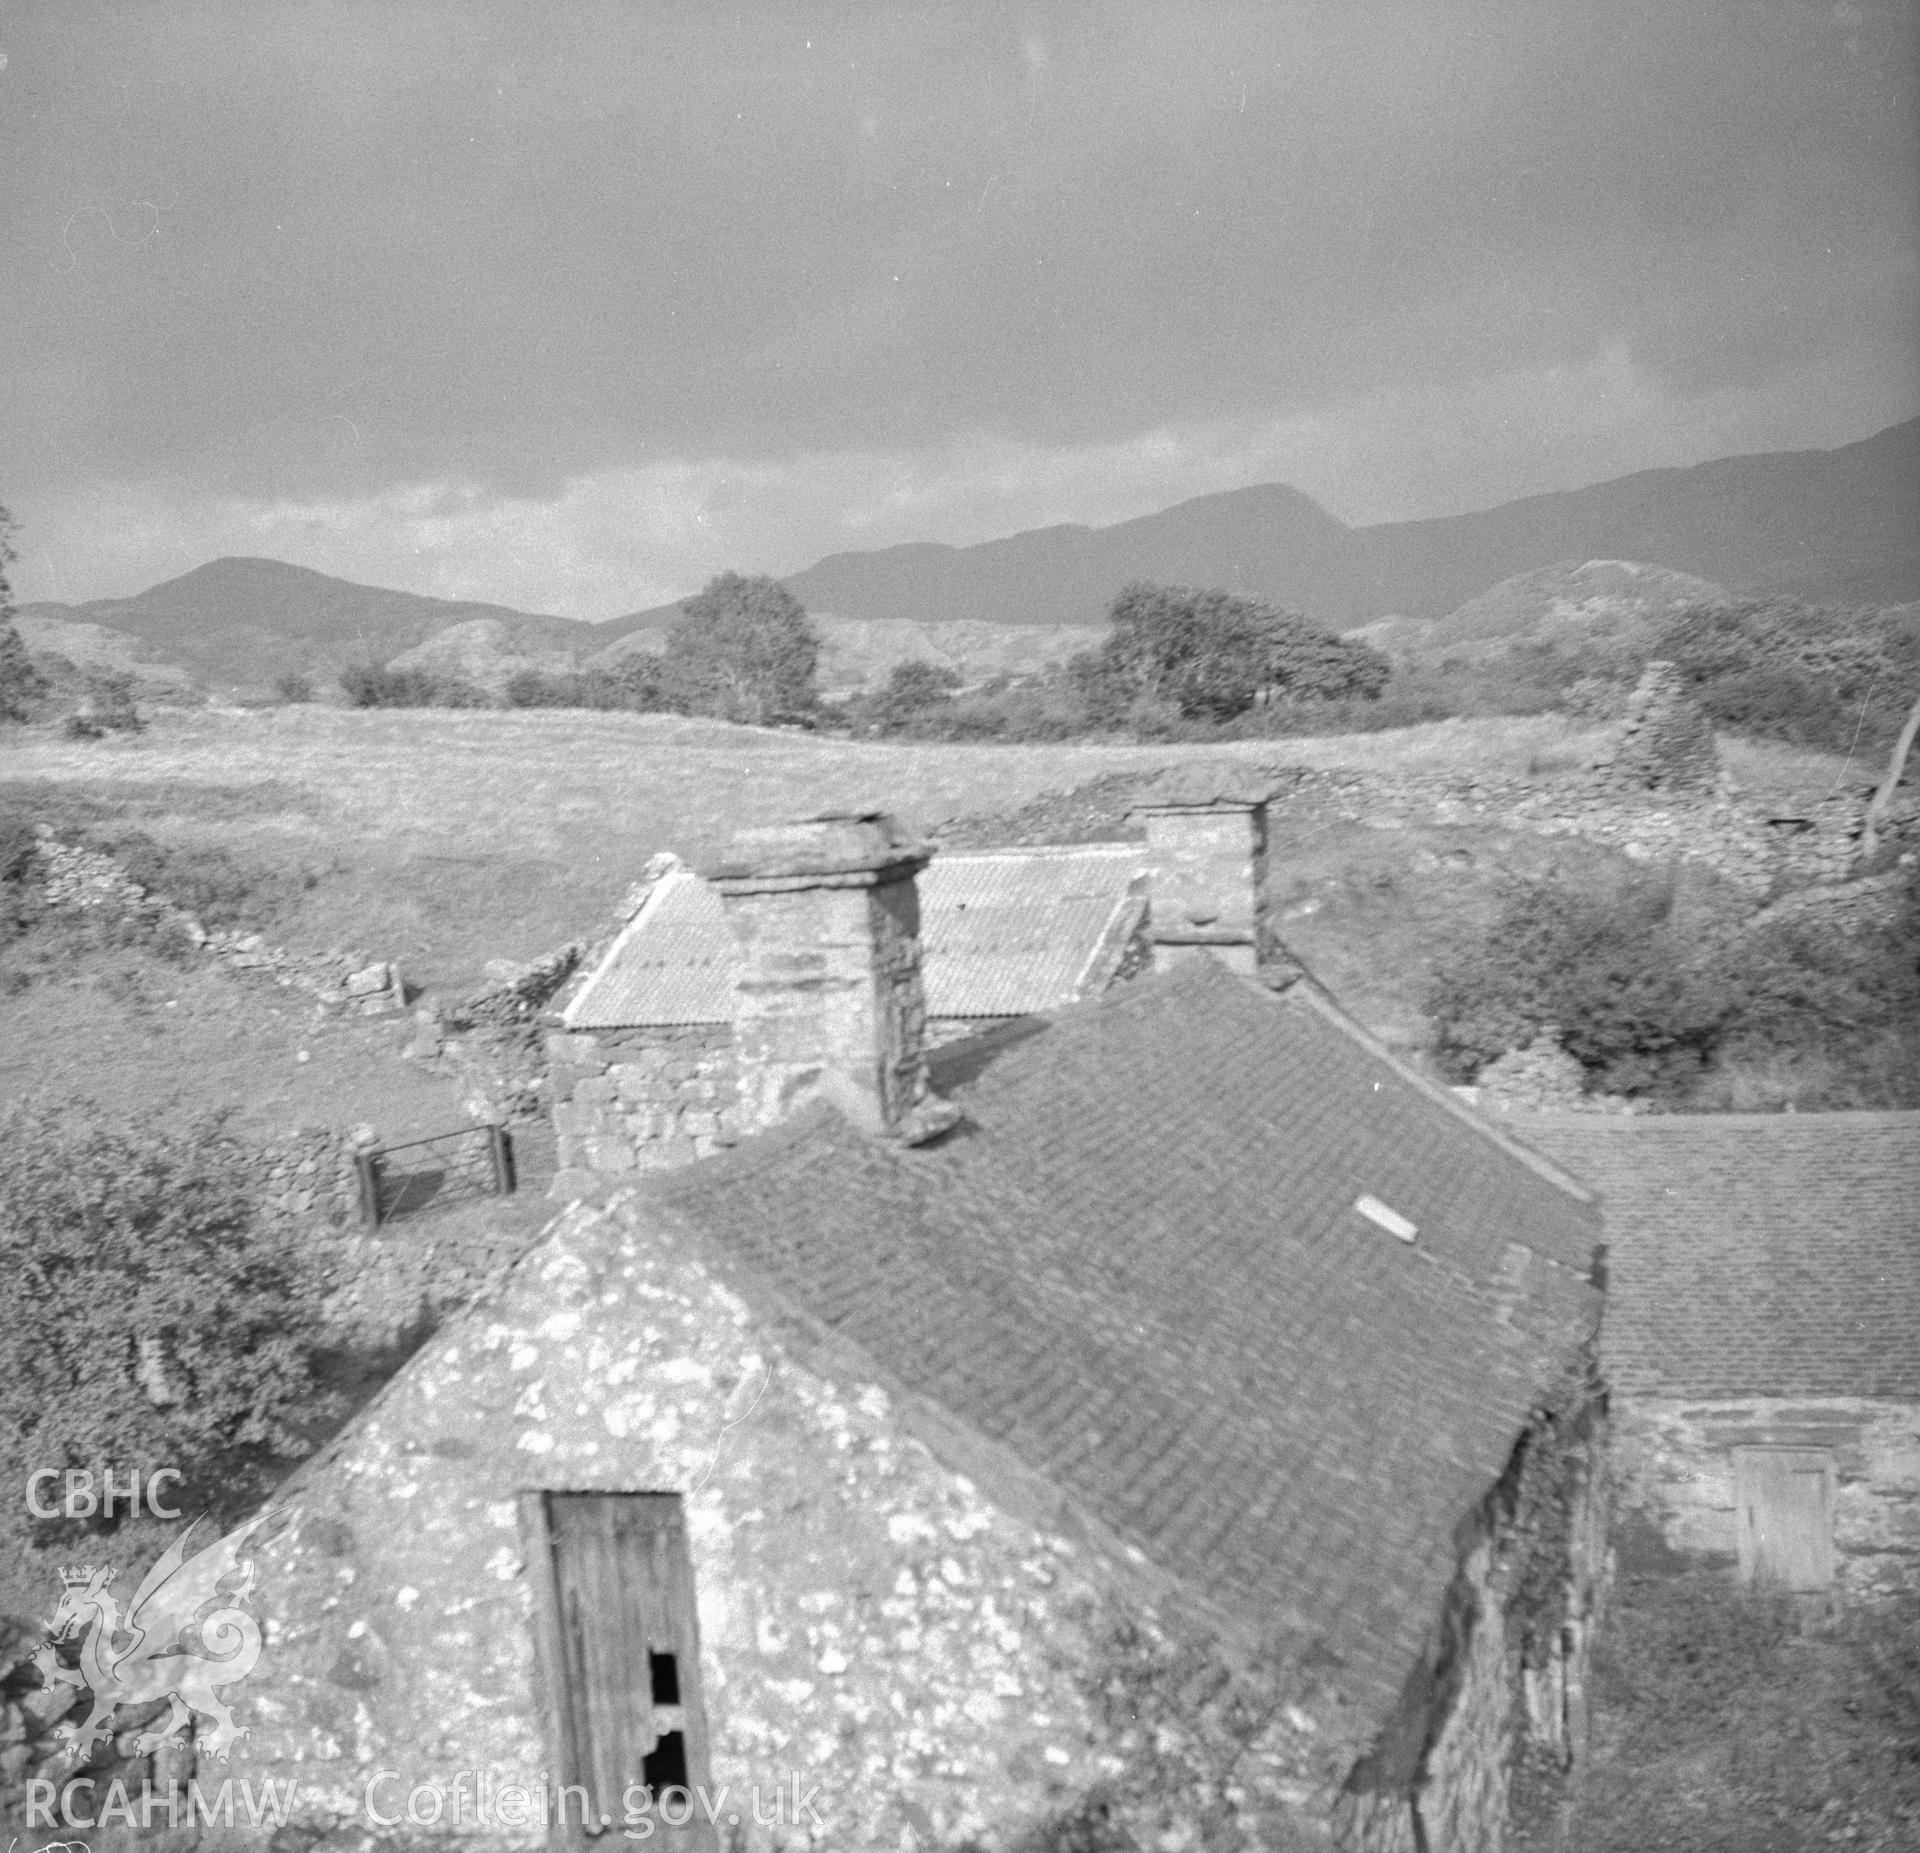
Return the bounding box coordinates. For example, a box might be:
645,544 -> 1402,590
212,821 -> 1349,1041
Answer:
0,703 -> 1657,993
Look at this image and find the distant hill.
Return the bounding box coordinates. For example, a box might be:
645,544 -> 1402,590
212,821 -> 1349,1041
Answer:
1361,559 -> 1733,664
11,418 -> 1914,692
596,415 -> 1919,636
14,556 -> 602,694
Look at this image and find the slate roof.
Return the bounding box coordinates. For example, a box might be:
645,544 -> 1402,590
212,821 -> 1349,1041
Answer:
636,959 -> 1603,1730
563,845 -> 1148,1028
1523,1113 -> 1920,1400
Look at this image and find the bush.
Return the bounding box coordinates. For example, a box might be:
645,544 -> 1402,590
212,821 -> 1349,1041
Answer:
1430,872 -> 1920,1105
1429,875 -> 1728,1097
1090,582 -> 1392,722
340,661 -> 492,708
0,1102 -> 326,1514
503,655 -> 674,712
62,670 -> 144,737
274,670 -> 315,703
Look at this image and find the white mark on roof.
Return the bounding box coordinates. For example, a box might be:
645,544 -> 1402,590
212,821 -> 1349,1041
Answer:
1355,1195 -> 1418,1242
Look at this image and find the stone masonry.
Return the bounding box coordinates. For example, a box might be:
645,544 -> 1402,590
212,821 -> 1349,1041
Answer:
1596,661 -> 1721,796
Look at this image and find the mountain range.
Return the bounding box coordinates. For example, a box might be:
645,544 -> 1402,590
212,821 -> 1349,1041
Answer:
13,416 -> 1916,694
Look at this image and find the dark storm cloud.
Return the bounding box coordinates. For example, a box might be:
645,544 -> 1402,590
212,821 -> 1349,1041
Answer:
1,2 -> 1913,608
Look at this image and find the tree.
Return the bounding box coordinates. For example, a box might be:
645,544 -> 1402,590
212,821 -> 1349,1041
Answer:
0,504 -> 50,722
661,572 -> 819,724
1093,582 -> 1390,721
864,658 -> 962,733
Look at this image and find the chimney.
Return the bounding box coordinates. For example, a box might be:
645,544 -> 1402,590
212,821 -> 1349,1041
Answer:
704,812 -> 947,1139
1127,771 -> 1273,975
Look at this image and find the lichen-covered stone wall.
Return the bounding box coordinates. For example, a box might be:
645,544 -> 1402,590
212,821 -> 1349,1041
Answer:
1612,1396 -> 1920,1597
230,1197 -> 1331,1851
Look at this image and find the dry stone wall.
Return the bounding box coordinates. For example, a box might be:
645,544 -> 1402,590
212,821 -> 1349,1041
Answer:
1593,661 -> 1721,796
32,829 -> 406,1014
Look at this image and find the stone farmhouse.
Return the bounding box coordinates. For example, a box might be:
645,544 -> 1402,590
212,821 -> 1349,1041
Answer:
1528,1112 -> 1920,1600
231,813 -> 1610,1853
545,770 -> 1279,1198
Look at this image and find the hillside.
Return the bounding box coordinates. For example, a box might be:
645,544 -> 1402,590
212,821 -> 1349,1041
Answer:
1354,560 -> 1733,663
605,416 -> 1920,635
11,418 -> 1914,693
14,557 -> 602,694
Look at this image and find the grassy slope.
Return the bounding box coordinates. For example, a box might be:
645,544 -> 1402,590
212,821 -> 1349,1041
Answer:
0,705 -> 1630,995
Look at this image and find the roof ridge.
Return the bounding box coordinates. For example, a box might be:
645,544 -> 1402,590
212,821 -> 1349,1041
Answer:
1277,980 -> 1600,1208
1524,1108 -> 1920,1131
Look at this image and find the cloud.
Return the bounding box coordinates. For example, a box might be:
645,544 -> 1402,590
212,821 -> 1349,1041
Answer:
1,4 -> 1912,611
16,335 -> 1902,617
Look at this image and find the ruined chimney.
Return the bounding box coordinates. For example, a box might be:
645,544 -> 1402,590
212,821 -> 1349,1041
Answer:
704,812 -> 947,1139
1127,771 -> 1274,975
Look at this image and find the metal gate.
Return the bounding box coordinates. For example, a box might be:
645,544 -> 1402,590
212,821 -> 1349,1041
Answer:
354,1124 -> 516,1227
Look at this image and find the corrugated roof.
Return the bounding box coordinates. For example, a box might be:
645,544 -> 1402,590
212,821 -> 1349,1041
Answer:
640,959 -> 1603,1730
563,845 -> 1148,1028
1523,1112 -> 1920,1399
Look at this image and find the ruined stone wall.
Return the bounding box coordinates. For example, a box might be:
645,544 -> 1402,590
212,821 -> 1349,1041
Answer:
544,1025 -> 741,1201
1595,661 -> 1721,796
1612,1395 -> 1920,1597
232,1197 -> 1331,1851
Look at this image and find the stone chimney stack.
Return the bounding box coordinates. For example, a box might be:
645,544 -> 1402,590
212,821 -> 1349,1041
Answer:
1127,771 -> 1274,975
705,812 -> 942,1138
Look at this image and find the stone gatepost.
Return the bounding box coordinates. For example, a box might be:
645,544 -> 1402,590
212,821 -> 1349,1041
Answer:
704,812 -> 937,1137
1127,772 -> 1273,975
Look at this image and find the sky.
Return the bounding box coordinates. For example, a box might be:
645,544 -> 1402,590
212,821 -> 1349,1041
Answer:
2,2 -> 1915,619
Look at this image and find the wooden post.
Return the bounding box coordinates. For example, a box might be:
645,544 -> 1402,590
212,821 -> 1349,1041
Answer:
488,1123 -> 516,1197
1859,689 -> 1920,866
354,1148 -> 383,1229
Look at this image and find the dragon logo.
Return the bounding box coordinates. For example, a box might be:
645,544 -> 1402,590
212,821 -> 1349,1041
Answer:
36,1509 -> 279,1764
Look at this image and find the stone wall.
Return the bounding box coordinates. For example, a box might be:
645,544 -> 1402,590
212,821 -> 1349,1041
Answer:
1612,1396 -> 1920,1598
1595,661 -> 1721,796
32,828 -> 406,1014
544,1025 -> 742,1202
227,1195 -> 1335,1852
1337,1390 -> 1610,1852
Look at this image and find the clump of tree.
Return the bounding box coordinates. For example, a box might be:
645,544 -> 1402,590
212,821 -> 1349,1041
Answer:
339,661 -> 492,708
1429,871 -> 1920,1108
840,659 -> 965,735
658,571 -> 819,724
1077,582 -> 1392,723
62,668 -> 145,738
0,504 -> 50,724
1,1102 -> 330,1524
504,654 -> 670,712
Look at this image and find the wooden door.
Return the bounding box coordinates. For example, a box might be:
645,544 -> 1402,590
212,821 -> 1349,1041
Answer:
1732,1448 -> 1834,1591
521,1492 -> 713,1848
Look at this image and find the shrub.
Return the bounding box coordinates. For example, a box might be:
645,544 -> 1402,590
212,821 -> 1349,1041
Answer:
1092,582 -> 1391,722
1430,871 -> 1920,1106
1429,875 -> 1728,1096
503,655 -> 674,712
0,1102 -> 326,1514
339,661 -> 492,708
274,670 -> 315,703
63,670 -> 144,737
0,623 -> 47,723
